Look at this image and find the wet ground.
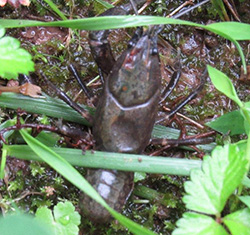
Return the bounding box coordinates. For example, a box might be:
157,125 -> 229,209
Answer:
0,0 -> 250,234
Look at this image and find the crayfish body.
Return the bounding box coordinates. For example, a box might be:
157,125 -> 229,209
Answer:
80,27 -> 162,223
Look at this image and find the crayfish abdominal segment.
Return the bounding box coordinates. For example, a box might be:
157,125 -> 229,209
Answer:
80,28 -> 162,223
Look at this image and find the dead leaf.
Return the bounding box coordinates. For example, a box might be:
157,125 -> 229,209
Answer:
0,0 -> 30,7
0,82 -> 43,98
0,0 -> 7,7
19,83 -> 42,98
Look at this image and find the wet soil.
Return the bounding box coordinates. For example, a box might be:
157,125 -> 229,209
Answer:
0,0 -> 250,234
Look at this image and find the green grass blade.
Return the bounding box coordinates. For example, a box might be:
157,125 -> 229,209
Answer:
0,93 -> 93,126
1,17 -> 250,41
95,0 -> 113,9
18,130 -> 156,235
0,119 -> 16,142
19,130 -> 105,204
0,16 -> 248,71
0,146 -> 7,179
43,0 -> 67,20
0,16 -> 197,30
6,145 -> 202,176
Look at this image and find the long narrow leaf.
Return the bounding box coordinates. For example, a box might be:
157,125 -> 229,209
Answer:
6,145 -> 202,176
0,93 -> 93,126
95,0 -> 113,9
43,0 -> 67,20
0,16 -> 248,73
1,17 -> 249,41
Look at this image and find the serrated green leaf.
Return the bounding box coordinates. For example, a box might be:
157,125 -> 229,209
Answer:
54,201 -> 80,235
35,207 -> 55,231
35,202 -> 80,235
173,212 -> 229,235
207,65 -> 243,107
183,144 -> 247,215
239,196 -> 250,209
0,35 -> 34,79
223,208 -> 250,235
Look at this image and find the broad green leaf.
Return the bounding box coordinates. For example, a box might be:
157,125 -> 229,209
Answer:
206,108 -> 245,135
183,144 -> 247,215
207,65 -> 243,107
206,22 -> 250,41
173,212 -> 228,235
0,213 -> 53,235
242,176 -> 250,188
19,130 -> 156,235
239,196 -> 250,209
223,208 -> 250,235
207,102 -> 250,137
0,34 -> 34,79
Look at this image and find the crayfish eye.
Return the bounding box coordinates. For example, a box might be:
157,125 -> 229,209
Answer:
128,40 -> 135,48
151,47 -> 158,55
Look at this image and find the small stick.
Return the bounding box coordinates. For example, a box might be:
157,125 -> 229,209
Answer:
167,0 -> 195,18
172,0 -> 210,19
223,0 -> 241,22
138,0 -> 153,15
150,136 -> 214,146
161,106 -> 205,129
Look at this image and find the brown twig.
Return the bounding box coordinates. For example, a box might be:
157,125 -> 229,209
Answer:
167,0 -> 194,18
161,106 -> 205,129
